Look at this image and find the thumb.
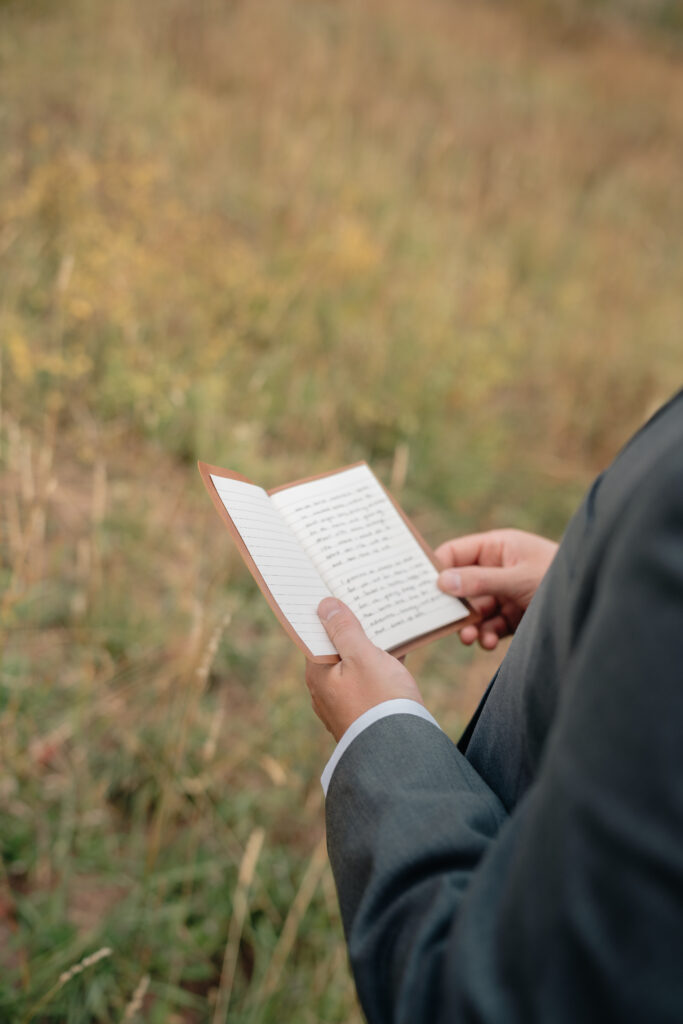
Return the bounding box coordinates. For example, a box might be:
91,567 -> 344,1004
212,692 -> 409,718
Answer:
438,565 -> 522,601
318,597 -> 372,660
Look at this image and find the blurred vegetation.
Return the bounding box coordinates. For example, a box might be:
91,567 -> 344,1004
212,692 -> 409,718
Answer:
0,0 -> 681,1019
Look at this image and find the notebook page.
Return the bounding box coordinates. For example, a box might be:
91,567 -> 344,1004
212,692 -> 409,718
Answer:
210,475 -> 336,657
270,465 -> 469,651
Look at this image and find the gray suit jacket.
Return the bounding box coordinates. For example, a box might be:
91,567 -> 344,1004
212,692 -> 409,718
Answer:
325,389 -> 683,1023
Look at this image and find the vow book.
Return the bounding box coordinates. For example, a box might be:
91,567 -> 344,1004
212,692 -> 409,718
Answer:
198,461 -> 474,663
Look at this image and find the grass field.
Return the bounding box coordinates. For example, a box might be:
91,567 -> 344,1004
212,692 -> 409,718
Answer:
1,0 -> 682,1019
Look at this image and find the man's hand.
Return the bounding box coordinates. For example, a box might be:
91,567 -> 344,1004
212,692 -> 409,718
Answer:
436,529 -> 558,651
305,598 -> 424,741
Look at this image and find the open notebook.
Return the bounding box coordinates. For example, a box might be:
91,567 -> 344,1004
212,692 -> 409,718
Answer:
199,461 -> 474,663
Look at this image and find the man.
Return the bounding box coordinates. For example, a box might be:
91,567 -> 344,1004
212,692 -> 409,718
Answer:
305,388 -> 683,1023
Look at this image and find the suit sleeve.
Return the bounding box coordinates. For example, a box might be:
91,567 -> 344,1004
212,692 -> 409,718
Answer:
325,454 -> 683,1024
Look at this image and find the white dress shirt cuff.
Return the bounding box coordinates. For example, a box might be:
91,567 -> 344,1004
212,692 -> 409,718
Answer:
320,698 -> 442,797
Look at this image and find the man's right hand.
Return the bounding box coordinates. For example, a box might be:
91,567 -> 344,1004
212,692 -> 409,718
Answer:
435,529 -> 558,650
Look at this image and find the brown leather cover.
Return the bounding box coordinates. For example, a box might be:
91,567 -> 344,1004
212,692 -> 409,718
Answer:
198,460 -> 478,663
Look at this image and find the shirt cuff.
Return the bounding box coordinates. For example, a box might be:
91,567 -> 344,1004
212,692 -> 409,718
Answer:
320,698 -> 442,797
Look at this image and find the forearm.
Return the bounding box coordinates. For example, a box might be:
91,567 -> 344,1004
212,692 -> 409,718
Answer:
326,714 -> 507,1024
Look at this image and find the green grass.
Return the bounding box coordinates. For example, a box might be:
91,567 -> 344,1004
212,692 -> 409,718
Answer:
1,0 -> 682,1019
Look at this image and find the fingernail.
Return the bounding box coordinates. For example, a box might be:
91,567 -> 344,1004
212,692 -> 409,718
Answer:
318,597 -> 342,621
439,569 -> 462,594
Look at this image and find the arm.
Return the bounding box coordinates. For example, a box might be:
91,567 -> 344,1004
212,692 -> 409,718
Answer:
309,460 -> 683,1023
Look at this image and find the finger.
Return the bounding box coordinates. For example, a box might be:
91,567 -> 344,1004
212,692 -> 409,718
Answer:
305,658 -> 331,693
307,686 -> 335,737
438,565 -> 521,601
466,594 -> 498,619
434,533 -> 491,569
459,624 -> 479,645
500,600 -> 523,632
317,597 -> 374,661
479,615 -> 509,650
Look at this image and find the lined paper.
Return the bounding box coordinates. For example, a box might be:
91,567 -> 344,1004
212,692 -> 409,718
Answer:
210,475 -> 336,657
271,465 -> 469,651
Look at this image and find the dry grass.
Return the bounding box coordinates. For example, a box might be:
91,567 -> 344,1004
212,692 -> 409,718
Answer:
0,0 -> 682,1019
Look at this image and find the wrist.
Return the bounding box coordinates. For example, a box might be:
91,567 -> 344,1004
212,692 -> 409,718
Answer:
321,699 -> 441,795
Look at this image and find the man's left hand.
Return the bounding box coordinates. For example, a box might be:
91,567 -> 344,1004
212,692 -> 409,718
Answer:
305,598 -> 425,742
